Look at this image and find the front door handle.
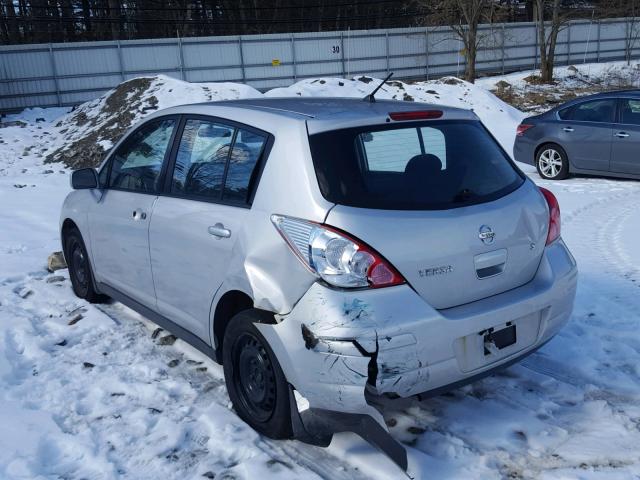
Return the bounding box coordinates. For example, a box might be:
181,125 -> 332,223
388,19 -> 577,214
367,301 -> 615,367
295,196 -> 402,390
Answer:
132,209 -> 147,220
208,223 -> 231,239
615,131 -> 630,138
562,127 -> 574,133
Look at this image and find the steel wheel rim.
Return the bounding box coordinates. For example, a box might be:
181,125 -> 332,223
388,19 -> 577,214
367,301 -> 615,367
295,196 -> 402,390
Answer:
539,149 -> 563,178
70,240 -> 89,291
232,332 -> 277,422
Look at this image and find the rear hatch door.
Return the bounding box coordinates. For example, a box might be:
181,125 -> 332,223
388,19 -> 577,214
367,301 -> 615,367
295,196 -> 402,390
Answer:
325,180 -> 548,309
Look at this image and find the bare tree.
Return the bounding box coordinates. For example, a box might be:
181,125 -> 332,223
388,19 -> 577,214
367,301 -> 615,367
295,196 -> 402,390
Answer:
534,0 -> 570,83
424,0 -> 502,83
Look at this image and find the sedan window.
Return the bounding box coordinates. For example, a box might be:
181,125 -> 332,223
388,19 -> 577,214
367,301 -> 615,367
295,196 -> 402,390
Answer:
620,99 -> 640,125
559,99 -> 615,123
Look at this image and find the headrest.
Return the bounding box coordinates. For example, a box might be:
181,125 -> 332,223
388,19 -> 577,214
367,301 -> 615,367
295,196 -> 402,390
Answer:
404,154 -> 443,177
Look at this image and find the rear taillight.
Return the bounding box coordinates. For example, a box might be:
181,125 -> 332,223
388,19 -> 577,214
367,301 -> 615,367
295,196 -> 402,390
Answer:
540,187 -> 560,245
271,215 -> 405,288
389,110 -> 443,121
516,124 -> 534,136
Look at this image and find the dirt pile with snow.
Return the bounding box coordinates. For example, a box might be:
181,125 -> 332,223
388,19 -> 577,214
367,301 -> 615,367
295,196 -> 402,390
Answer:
44,75 -> 261,169
478,61 -> 640,113
41,74 -> 523,170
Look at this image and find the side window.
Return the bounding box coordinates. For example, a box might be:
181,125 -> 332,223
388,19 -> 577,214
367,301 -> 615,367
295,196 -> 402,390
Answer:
171,119 -> 234,198
361,129 -> 421,172
559,100 -> 615,123
108,119 -> 176,192
223,128 -> 267,203
620,99 -> 640,125
98,162 -> 110,188
421,127 -> 447,169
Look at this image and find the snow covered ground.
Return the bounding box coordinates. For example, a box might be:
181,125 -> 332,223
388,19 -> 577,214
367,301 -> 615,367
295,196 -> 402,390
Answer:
1,66 -> 640,479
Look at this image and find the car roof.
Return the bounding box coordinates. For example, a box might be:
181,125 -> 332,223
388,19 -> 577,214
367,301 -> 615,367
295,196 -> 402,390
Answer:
558,89 -> 640,107
151,97 -> 477,134
207,97 -> 469,119
591,89 -> 640,98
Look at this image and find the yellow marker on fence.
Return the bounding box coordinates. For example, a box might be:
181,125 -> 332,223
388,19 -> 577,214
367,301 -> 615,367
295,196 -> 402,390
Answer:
272,59 -> 281,66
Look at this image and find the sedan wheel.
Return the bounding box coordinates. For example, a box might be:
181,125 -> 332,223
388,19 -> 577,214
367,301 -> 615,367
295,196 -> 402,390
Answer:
536,145 -> 569,180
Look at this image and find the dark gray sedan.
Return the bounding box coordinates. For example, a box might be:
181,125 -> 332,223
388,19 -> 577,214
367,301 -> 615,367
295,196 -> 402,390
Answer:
514,90 -> 640,180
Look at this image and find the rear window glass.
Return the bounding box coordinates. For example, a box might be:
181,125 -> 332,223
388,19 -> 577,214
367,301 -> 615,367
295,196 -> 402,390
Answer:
309,120 -> 524,210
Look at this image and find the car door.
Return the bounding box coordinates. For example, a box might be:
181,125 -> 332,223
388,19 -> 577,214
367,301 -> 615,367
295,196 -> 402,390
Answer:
556,98 -> 615,171
148,117 -> 270,341
89,117 -> 178,308
611,98 -> 640,175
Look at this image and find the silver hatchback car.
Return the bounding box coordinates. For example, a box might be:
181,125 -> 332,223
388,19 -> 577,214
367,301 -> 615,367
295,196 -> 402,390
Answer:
61,97 -> 577,471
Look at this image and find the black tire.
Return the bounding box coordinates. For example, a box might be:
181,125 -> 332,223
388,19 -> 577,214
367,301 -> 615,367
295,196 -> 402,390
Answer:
536,143 -> 570,180
222,309 -> 293,439
64,228 -> 108,303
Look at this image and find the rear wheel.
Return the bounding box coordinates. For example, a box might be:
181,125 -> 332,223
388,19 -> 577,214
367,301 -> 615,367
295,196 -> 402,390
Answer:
222,309 -> 293,439
536,144 -> 569,180
64,228 -> 107,303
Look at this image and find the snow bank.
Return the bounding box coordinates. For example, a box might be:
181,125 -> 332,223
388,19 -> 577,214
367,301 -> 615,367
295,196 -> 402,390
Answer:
266,75 -> 524,153
38,74 -> 522,170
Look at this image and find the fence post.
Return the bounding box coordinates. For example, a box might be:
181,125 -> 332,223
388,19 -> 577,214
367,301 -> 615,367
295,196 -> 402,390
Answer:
567,22 -> 571,65
596,20 -> 601,62
116,40 -> 125,81
385,31 -> 390,75
48,44 -> 61,107
501,23 -> 506,75
291,33 -> 297,81
425,27 -> 429,80
177,36 -> 185,80
340,31 -> 346,78
238,36 -> 246,83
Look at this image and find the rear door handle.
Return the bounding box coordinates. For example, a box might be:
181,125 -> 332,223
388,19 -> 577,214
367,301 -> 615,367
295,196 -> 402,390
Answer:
615,131 -> 630,138
562,127 -> 574,133
208,223 -> 231,239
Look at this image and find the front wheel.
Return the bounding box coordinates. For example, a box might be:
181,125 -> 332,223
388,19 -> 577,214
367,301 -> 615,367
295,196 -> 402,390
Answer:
64,228 -> 108,303
222,309 -> 293,439
536,144 -> 570,180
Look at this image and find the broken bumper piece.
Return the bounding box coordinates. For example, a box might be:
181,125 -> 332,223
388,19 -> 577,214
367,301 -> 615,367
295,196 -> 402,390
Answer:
255,240 -> 577,471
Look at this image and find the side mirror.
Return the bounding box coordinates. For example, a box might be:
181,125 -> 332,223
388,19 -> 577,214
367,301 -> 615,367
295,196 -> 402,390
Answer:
71,168 -> 98,190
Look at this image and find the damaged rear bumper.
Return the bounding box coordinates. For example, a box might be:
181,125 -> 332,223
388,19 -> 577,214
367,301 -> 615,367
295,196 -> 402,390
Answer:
255,239 -> 577,470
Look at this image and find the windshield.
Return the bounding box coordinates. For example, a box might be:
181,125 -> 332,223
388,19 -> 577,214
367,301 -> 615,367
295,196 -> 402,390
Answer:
309,120 -> 524,210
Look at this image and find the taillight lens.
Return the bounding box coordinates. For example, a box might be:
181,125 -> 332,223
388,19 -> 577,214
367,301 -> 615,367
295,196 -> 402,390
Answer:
540,187 -> 560,245
271,215 -> 405,288
516,124 -> 534,136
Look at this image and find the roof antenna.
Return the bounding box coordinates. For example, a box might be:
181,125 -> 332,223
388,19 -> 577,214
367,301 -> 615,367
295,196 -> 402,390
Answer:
364,72 -> 394,103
